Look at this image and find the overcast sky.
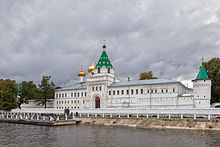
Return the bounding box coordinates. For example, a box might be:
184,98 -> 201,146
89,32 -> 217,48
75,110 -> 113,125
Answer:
0,0 -> 220,87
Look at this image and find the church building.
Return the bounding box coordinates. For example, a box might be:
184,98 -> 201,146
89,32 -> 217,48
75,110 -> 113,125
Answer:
54,42 -> 211,109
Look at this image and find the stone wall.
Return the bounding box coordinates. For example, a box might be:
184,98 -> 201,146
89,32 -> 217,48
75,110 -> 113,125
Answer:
75,117 -> 220,131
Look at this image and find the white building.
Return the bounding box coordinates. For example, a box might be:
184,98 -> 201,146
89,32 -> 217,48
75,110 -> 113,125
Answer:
55,42 -> 211,110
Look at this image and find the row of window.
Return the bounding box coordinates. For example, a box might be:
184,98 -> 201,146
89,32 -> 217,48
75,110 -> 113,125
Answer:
109,88 -> 176,96
56,100 -> 85,104
57,107 -> 80,109
56,92 -> 86,98
97,66 -> 111,73
92,86 -> 102,91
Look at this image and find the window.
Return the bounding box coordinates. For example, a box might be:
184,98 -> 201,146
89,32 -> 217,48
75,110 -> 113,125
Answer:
56,94 -> 58,98
71,93 -> 73,97
74,93 -> 76,97
162,89 -> 163,93
68,101 -> 69,104
62,93 -> 64,98
71,101 -> 73,104
141,89 -> 143,94
147,90 -> 150,93
121,90 -> 124,95
127,90 -> 129,95
81,92 -> 83,97
136,89 -> 138,95
151,90 -> 153,93
74,100 -> 76,103
100,86 -> 102,91
173,89 -> 175,92
108,67 -> 110,73
113,90 -> 115,95
117,90 -> 119,95
85,92 -> 87,96
155,90 -> 157,93
98,67 -> 100,73
109,91 -> 111,95
57,101 -> 58,104
65,93 -> 67,97
78,100 -> 79,103
83,100 -> 85,103
59,93 -> 61,98
96,87 -> 98,91
131,89 -> 134,95
92,87 -> 94,91
166,89 -> 168,93
78,93 -> 80,97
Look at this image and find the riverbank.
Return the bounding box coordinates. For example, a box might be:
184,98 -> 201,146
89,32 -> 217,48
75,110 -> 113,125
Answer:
74,117 -> 220,131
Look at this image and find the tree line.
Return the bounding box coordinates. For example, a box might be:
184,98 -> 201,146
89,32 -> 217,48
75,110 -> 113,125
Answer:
0,76 -> 56,110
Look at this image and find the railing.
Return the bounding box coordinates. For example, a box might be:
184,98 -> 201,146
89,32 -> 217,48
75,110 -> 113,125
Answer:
0,108 -> 219,120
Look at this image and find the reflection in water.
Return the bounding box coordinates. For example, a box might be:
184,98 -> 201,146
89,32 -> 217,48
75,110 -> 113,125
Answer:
0,123 -> 220,147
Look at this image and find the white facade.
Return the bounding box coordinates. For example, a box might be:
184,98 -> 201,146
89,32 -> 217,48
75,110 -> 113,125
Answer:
193,79 -> 211,108
55,44 -> 211,110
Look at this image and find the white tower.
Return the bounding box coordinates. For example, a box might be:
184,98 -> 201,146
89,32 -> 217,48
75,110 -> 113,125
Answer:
192,60 -> 211,108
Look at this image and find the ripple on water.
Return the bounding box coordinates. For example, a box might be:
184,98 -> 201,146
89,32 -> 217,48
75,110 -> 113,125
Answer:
0,123 -> 220,147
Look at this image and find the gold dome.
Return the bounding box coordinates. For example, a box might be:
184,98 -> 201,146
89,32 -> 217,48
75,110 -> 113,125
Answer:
78,65 -> 86,77
88,58 -> 96,74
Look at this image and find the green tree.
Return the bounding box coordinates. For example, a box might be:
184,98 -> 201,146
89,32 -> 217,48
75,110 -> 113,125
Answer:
0,79 -> 17,110
35,76 -> 55,109
139,71 -> 158,80
17,81 -> 38,109
203,58 -> 220,103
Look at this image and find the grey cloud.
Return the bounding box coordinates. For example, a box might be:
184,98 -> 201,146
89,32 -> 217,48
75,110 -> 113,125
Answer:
0,0 -> 220,87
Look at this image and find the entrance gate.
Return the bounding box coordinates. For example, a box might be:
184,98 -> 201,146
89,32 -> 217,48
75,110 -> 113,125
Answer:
95,97 -> 100,108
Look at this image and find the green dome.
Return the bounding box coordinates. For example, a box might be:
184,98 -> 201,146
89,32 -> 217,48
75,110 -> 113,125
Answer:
95,50 -> 113,69
196,64 -> 209,80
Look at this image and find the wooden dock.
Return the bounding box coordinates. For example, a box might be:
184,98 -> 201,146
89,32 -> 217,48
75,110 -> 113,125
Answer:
0,118 -> 80,126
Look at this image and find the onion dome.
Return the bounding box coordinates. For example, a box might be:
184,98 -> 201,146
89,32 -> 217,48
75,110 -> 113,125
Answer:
88,58 -> 96,74
78,65 -> 86,77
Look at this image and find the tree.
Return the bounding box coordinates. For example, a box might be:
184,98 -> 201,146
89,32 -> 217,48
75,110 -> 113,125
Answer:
139,71 -> 158,80
35,76 -> 55,109
203,58 -> 220,103
17,81 -> 38,109
0,79 -> 17,110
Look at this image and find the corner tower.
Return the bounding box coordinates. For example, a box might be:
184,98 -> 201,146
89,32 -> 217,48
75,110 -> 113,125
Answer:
192,59 -> 211,108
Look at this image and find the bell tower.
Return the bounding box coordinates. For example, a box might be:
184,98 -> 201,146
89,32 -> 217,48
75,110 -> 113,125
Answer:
86,41 -> 116,109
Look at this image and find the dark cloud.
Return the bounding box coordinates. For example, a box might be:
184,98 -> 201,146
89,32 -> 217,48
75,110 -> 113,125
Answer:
0,0 -> 220,87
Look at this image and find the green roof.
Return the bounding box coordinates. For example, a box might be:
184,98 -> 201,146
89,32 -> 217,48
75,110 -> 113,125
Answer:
196,64 -> 209,80
95,50 -> 113,69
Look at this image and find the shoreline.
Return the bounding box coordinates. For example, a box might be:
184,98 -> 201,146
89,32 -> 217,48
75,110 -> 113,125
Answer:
74,117 -> 220,131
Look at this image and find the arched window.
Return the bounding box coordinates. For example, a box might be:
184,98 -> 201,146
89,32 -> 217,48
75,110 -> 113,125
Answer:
98,67 -> 100,73
108,67 -> 110,73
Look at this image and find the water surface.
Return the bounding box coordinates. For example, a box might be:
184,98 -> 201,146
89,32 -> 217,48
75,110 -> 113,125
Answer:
0,123 -> 220,147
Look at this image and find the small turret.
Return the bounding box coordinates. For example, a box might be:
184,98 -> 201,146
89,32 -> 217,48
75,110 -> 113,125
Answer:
78,65 -> 86,83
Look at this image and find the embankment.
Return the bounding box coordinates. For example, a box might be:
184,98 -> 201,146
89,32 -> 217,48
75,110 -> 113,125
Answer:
75,117 -> 220,131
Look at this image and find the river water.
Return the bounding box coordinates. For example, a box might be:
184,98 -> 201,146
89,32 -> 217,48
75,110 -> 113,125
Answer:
0,123 -> 220,147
